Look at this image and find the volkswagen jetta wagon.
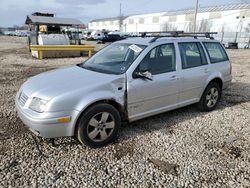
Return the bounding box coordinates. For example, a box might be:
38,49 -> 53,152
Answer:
16,33 -> 232,148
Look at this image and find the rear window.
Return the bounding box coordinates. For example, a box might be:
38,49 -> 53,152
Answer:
203,42 -> 228,63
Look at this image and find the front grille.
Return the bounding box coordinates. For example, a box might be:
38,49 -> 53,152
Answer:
19,92 -> 28,106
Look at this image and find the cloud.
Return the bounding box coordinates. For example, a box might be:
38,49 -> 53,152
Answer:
56,0 -> 106,5
0,0 -> 240,27
0,0 -> 111,26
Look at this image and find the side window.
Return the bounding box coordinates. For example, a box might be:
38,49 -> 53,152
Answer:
203,42 -> 229,63
138,44 -> 176,75
149,48 -> 156,58
178,42 -> 207,69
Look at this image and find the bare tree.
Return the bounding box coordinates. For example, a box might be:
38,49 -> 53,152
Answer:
185,21 -> 195,32
220,23 -> 225,42
162,22 -> 178,31
245,23 -> 250,32
197,19 -> 210,32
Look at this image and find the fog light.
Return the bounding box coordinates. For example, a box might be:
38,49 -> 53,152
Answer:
57,116 -> 71,123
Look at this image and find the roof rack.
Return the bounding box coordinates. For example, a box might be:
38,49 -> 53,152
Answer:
137,31 -> 217,42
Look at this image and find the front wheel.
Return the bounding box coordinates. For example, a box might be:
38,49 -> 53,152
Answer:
76,103 -> 121,148
198,82 -> 221,112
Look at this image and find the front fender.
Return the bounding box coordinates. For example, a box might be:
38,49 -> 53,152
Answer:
74,91 -> 125,112
71,90 -> 125,134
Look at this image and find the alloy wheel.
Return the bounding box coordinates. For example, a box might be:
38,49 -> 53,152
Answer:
206,87 -> 219,108
87,112 -> 115,142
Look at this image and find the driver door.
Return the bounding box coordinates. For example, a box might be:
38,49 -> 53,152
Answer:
127,43 -> 180,121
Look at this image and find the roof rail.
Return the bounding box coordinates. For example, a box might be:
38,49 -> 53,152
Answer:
181,32 -> 218,39
139,31 -> 184,36
136,31 -> 217,42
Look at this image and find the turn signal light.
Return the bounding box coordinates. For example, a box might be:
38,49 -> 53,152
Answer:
57,116 -> 71,123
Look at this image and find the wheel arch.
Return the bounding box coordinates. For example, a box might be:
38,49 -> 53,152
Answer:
73,99 -> 127,136
208,77 -> 223,90
199,77 -> 223,99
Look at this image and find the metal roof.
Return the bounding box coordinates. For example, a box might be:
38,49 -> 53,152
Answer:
90,16 -> 128,23
164,3 -> 250,16
89,3 -> 249,23
25,15 -> 83,26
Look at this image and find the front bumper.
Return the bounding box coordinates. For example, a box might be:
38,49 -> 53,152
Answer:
15,95 -> 80,138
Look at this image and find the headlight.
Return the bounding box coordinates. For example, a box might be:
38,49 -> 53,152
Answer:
29,97 -> 48,113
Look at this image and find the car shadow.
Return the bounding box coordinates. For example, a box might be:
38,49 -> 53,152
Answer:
117,81 -> 250,141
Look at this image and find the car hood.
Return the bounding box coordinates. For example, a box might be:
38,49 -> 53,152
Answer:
21,65 -> 125,100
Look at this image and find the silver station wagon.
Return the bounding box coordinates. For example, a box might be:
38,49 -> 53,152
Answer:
16,32 -> 232,148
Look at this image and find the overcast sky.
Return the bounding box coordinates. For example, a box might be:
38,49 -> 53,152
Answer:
0,0 -> 249,27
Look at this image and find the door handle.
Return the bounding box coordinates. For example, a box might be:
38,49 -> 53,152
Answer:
204,68 -> 210,73
170,75 -> 178,81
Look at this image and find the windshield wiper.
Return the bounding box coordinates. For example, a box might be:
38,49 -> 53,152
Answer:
76,63 -> 93,70
82,65 -> 97,71
76,63 -> 83,67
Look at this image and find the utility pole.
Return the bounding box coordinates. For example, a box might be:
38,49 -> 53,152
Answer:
194,0 -> 199,32
119,3 -> 122,32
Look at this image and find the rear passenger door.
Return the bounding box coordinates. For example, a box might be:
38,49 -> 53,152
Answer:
178,42 -> 210,104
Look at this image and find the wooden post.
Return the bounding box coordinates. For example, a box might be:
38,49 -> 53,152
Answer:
194,0 -> 199,32
38,50 -> 43,60
88,50 -> 92,57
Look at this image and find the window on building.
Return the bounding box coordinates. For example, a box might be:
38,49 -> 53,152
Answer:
209,12 -> 221,19
240,10 -> 250,18
152,16 -> 159,23
185,14 -> 195,21
203,42 -> 229,63
139,18 -> 144,24
178,42 -> 207,69
129,19 -> 134,24
168,16 -> 177,22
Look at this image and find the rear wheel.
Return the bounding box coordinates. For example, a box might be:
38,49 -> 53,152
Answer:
76,103 -> 121,148
198,82 -> 221,112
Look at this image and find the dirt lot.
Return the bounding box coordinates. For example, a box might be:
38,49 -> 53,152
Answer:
0,36 -> 250,188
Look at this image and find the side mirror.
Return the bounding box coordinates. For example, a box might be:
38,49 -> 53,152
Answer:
134,70 -> 153,81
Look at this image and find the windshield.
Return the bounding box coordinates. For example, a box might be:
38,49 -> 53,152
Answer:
80,43 -> 146,74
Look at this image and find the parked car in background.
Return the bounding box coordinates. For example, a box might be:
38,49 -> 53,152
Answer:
16,30 -> 29,37
100,34 -> 127,43
99,31 -> 131,43
4,31 -> 16,36
82,30 -> 92,40
16,33 -> 232,148
89,30 -> 105,40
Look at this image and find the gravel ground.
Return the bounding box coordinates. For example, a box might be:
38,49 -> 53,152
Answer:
0,36 -> 250,188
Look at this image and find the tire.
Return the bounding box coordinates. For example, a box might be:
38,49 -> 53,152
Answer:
198,82 -> 221,112
76,103 -> 121,148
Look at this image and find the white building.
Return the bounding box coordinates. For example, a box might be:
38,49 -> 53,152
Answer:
88,3 -> 250,33
123,12 -> 166,32
88,16 -> 125,31
88,3 -> 250,47
160,3 -> 250,33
